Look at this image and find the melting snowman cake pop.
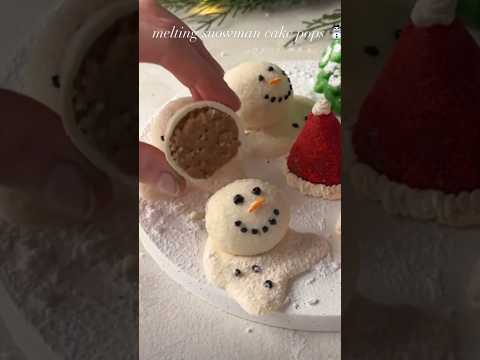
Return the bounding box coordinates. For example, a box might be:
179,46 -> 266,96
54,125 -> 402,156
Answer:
203,179 -> 329,315
224,62 -> 314,159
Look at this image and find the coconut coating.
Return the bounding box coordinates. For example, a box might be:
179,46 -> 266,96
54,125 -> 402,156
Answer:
205,179 -> 290,256
224,62 -> 294,130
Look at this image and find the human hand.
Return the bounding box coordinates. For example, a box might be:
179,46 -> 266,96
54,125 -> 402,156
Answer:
139,0 -> 240,196
0,89 -> 112,221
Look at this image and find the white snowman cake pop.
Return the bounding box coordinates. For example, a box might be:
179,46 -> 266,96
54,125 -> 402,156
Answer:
205,178 -> 290,256
224,62 -> 314,159
203,179 -> 329,315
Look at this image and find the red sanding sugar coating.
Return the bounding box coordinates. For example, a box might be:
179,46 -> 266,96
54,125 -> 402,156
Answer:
288,112 -> 341,186
353,20 -> 480,194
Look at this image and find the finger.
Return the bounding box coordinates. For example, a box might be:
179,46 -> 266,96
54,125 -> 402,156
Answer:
0,89 -> 112,221
139,142 -> 186,196
139,4 -> 240,111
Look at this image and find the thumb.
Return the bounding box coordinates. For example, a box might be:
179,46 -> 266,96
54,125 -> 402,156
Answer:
0,89 -> 112,221
139,142 -> 186,196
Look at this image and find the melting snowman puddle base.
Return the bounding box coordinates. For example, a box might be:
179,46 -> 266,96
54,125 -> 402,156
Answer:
139,156 -> 341,332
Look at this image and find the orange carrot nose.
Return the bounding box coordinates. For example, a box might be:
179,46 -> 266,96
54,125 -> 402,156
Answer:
269,77 -> 282,86
248,197 -> 266,213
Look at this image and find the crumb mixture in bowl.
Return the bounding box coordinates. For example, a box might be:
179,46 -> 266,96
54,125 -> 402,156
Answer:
71,12 -> 138,176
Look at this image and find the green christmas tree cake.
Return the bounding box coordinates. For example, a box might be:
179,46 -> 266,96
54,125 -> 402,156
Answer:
314,34 -> 341,115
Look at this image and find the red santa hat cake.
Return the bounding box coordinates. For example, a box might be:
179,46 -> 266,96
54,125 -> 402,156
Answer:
286,97 -> 341,200
351,0 -> 480,225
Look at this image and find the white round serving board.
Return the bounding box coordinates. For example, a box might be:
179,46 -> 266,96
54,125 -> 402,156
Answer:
139,60 -> 341,332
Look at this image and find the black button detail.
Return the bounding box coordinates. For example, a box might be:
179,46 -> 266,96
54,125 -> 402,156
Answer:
161,135 -> 165,141
269,218 -> 277,225
264,94 -> 269,99
252,187 -> 262,195
264,280 -> 273,289
233,194 -> 244,205
262,226 -> 269,233
273,209 -> 280,216
234,269 -> 242,277
258,75 -> 265,82
51,75 -> 60,88
251,229 -> 259,235
292,123 -> 299,128
241,227 -> 248,233
268,66 -> 274,72
364,45 -> 379,56
252,265 -> 262,273
235,220 -> 242,227
271,97 -> 276,103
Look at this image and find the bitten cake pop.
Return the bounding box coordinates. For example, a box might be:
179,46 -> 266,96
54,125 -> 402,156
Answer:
224,62 -> 314,159
203,179 -> 329,315
351,0 -> 480,225
145,99 -> 245,195
286,97 -> 341,200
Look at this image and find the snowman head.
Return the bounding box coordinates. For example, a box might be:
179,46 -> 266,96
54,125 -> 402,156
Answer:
224,62 -> 294,130
206,179 -> 290,256
331,24 -> 341,40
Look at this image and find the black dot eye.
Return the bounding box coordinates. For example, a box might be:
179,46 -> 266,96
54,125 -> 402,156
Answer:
252,187 -> 262,195
268,66 -> 274,72
234,220 -> 242,227
233,194 -> 244,205
273,209 -> 280,216
258,75 -> 265,82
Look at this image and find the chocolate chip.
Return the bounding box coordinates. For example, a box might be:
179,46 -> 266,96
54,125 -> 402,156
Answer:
269,218 -> 277,225
262,226 -> 269,233
264,94 -> 269,99
292,123 -> 299,128
270,97 -> 276,103
235,220 -> 242,227
233,194 -> 244,205
364,46 -> 379,56
258,75 -> 265,82
268,66 -> 274,72
51,75 -> 60,88
252,187 -> 262,195
234,269 -> 242,277
273,209 -> 280,216
241,227 -> 248,233
264,280 -> 273,289
251,229 -> 259,235
252,265 -> 262,273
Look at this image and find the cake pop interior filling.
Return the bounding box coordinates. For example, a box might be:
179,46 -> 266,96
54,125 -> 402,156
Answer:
72,12 -> 138,176
168,107 -> 240,179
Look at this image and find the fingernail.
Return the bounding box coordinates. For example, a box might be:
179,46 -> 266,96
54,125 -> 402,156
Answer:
156,172 -> 180,196
44,162 -> 96,220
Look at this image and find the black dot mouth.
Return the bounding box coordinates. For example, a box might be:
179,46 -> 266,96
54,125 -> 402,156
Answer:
235,208 -> 281,235
263,76 -> 293,103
